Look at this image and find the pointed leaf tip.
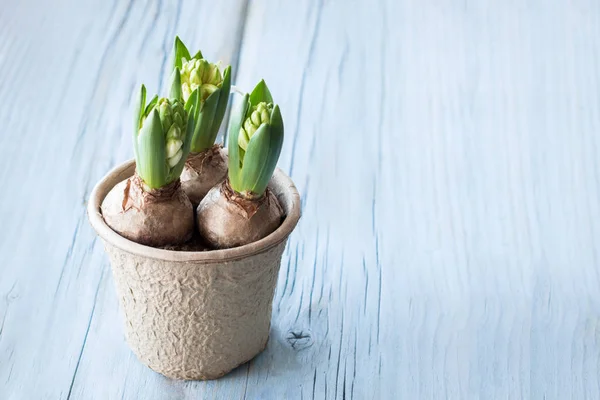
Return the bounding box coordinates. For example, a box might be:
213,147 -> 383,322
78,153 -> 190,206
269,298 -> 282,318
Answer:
169,68 -> 183,101
192,50 -> 204,60
137,109 -> 167,188
173,36 -> 191,70
135,84 -> 147,129
249,79 -> 273,106
133,84 -> 148,162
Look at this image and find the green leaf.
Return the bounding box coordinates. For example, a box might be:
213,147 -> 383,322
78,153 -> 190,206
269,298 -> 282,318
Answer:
192,50 -> 203,60
227,94 -> 250,191
135,85 -> 146,130
191,89 -> 220,152
249,79 -> 273,107
144,95 -> 159,115
263,103 -> 284,178
133,85 -> 147,162
168,109 -> 195,182
173,36 -> 191,70
269,104 -> 285,143
183,108 -> 195,156
184,88 -> 199,114
169,68 -> 183,101
239,123 -> 277,195
136,109 -> 167,188
208,65 -> 232,145
238,105 -> 283,195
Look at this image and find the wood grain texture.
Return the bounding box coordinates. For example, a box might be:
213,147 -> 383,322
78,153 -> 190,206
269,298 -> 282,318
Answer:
0,0 -> 248,398
1,0 -> 600,399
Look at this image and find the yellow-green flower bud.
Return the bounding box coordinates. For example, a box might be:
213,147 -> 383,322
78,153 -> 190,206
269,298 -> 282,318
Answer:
158,100 -> 173,131
244,119 -> 256,137
149,98 -> 187,171
182,83 -> 191,101
238,101 -> 273,151
166,139 -> 183,158
173,111 -> 183,127
201,62 -> 213,82
206,64 -> 222,85
190,69 -> 201,85
261,109 -> 269,122
180,57 -> 224,102
199,83 -> 219,101
239,127 -> 250,151
168,149 -> 183,167
251,110 -> 261,126
171,39 -> 232,154
166,125 -> 180,140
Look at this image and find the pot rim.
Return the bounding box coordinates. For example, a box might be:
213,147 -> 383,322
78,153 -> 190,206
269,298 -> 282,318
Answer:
87,159 -> 301,263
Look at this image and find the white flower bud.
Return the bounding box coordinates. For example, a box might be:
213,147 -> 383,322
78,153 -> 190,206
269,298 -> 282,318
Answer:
166,124 -> 181,140
244,119 -> 254,136
182,83 -> 191,101
166,139 -> 183,158
238,128 -> 249,150
167,149 -> 183,167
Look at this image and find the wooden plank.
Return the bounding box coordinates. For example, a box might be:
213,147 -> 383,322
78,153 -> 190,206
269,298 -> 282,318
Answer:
232,0 -> 600,399
0,0 -> 247,399
1,0 -> 600,399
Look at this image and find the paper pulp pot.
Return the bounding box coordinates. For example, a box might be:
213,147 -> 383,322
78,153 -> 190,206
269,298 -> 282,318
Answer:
87,160 -> 301,380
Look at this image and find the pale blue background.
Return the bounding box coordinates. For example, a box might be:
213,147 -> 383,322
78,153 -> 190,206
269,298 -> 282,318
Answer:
1,0 -> 599,398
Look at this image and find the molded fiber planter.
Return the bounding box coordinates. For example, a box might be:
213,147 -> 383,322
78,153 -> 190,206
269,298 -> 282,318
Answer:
87,160 -> 300,380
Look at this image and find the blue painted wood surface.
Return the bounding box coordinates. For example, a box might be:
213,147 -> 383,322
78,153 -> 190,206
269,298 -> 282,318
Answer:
1,0 -> 600,398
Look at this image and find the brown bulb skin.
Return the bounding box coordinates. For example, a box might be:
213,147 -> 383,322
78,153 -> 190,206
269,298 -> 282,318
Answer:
101,175 -> 194,247
180,145 -> 228,207
196,181 -> 283,249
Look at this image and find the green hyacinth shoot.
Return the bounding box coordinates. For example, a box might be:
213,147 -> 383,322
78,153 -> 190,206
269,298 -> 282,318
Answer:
228,80 -> 284,197
133,83 -> 195,189
238,102 -> 273,157
172,37 -> 231,153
